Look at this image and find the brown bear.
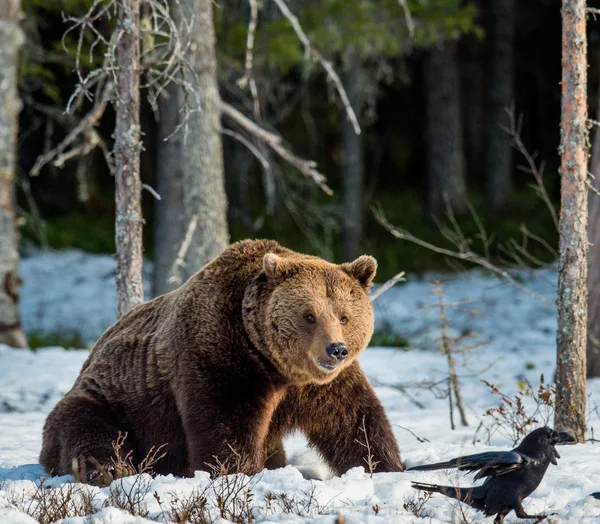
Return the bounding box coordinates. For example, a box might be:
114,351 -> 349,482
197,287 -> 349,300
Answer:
40,239 -> 404,485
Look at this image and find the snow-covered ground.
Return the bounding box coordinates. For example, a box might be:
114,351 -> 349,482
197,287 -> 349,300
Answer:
2,249 -> 600,522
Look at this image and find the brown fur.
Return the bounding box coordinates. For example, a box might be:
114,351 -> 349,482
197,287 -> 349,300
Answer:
40,239 -> 404,483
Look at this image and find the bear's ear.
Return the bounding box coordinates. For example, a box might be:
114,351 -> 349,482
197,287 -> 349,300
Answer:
342,255 -> 377,288
263,253 -> 294,279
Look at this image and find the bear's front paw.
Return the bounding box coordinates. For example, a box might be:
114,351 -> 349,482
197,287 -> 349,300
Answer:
85,457 -> 136,487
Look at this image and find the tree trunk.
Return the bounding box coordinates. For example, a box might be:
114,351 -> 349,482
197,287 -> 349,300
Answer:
153,82 -> 184,296
152,0 -> 228,293
342,66 -> 364,261
460,37 -> 485,183
587,54 -> 600,378
0,0 -> 27,348
484,0 -> 516,213
114,0 -> 144,317
423,39 -> 467,218
555,0 -> 587,442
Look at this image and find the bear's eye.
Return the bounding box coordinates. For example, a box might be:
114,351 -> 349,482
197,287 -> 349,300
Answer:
340,316 -> 348,325
305,314 -> 316,324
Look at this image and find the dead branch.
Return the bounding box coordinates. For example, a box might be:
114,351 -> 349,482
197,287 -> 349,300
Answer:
271,0 -> 361,135
434,282 -> 469,429
373,206 -> 555,305
354,415 -> 380,477
237,0 -> 261,119
168,213 -> 200,286
398,0 -> 415,37
222,128 -> 270,173
370,271 -> 406,301
29,82 -> 114,176
221,101 -> 332,195
394,424 -> 430,443
502,106 -> 559,230
142,183 -> 161,200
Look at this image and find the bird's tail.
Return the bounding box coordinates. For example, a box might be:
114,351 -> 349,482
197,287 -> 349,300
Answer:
411,482 -> 482,509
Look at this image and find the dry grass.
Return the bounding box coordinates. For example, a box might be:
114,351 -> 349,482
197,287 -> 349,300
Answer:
2,477 -> 100,524
474,376 -> 557,445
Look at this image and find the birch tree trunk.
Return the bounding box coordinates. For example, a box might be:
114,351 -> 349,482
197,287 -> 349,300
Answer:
555,0 -> 587,442
423,39 -> 467,218
114,0 -> 144,317
484,0 -> 515,213
152,0 -> 228,294
0,0 -> 27,348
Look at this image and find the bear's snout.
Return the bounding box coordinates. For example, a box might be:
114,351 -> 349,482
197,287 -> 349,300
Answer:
325,342 -> 349,362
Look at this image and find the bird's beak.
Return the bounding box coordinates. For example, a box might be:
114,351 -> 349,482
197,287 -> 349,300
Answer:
549,431 -> 576,464
552,431 -> 577,445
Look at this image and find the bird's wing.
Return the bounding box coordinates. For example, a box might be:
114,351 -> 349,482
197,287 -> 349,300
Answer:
408,451 -> 527,480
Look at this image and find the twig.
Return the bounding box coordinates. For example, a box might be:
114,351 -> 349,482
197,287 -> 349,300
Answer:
221,101 -> 333,195
354,415 -> 380,477
503,106 -> 559,230
168,213 -> 200,286
142,183 -> 161,200
370,271 -> 406,301
373,206 -> 555,306
398,0 -> 415,37
394,424 -> 430,443
222,128 -> 270,173
434,282 -> 469,429
29,82 -> 114,176
271,0 -> 361,135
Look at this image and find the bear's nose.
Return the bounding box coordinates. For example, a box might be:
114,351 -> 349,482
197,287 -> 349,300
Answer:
326,342 -> 349,361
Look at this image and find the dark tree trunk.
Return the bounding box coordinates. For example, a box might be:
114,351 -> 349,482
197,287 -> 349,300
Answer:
461,37 -> 485,182
114,0 -> 144,317
555,0 -> 587,442
152,0 -> 228,294
0,0 -> 27,348
586,55 -> 600,378
423,39 -> 467,218
342,66 -> 364,261
484,0 -> 516,213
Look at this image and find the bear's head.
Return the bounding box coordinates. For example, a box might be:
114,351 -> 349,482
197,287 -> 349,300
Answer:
243,252 -> 377,384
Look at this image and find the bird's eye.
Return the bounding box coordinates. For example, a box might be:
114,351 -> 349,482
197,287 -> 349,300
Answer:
305,314 -> 316,324
340,316 -> 348,325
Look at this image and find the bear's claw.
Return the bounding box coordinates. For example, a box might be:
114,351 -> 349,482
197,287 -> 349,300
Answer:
85,458 -> 136,487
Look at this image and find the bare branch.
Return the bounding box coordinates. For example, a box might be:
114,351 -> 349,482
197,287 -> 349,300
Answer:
222,128 -> 270,173
142,183 -> 161,200
29,82 -> 114,176
370,271 -> 406,302
168,213 -> 200,286
373,206 -> 555,305
398,0 -> 415,37
503,105 -> 559,230
221,101 -> 333,195
271,0 -> 361,135
238,0 -> 259,105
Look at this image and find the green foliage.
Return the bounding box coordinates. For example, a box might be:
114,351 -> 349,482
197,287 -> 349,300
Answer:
21,211 -> 116,254
28,330 -> 88,350
409,0 -> 484,44
217,0 -> 481,78
370,325 -> 410,348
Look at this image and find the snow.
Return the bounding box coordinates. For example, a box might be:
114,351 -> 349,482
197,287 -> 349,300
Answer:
2,249 -> 600,521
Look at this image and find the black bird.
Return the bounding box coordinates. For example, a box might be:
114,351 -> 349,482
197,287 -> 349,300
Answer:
408,427 -> 576,523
